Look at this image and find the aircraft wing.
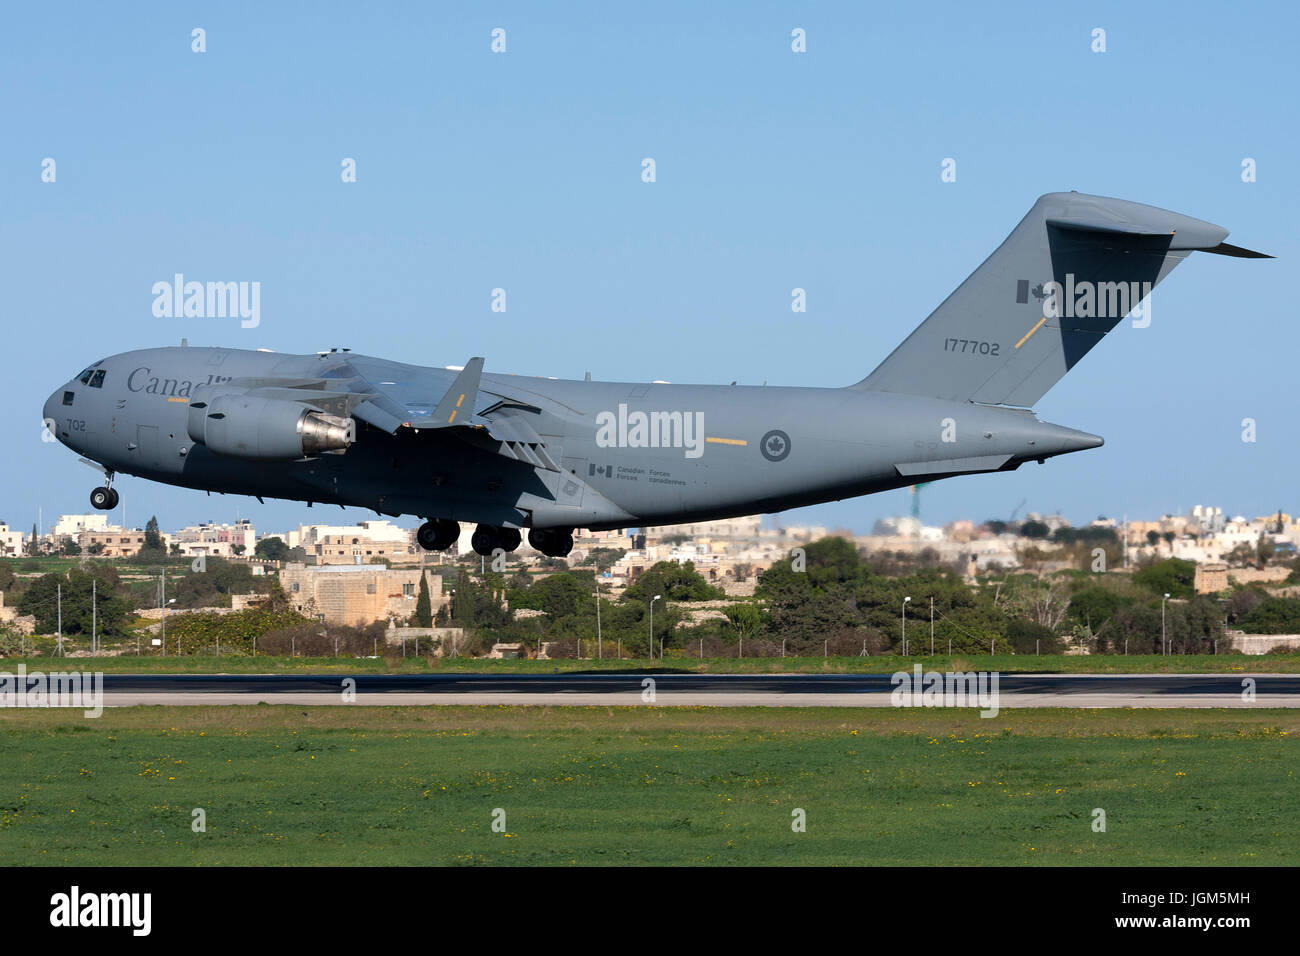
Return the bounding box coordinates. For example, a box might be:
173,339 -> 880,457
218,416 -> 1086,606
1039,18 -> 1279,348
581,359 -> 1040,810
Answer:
333,355 -> 565,472
196,354 -> 565,472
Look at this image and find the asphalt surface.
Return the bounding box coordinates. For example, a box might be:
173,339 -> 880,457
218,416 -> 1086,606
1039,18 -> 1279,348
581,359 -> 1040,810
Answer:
84,672 -> 1300,708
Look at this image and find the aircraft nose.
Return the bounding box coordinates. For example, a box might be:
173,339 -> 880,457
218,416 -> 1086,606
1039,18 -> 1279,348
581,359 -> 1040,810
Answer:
42,388 -> 67,443
43,389 -> 59,427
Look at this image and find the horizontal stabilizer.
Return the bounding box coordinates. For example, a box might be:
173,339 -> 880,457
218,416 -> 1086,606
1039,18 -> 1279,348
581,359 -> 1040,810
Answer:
1204,242 -> 1273,259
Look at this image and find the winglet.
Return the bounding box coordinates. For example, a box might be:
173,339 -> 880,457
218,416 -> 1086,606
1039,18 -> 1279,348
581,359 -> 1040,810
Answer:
430,357 -> 484,426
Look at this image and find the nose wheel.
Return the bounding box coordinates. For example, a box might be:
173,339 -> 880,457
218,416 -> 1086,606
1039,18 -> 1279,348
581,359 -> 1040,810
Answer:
90,486 -> 119,511
90,471 -> 118,510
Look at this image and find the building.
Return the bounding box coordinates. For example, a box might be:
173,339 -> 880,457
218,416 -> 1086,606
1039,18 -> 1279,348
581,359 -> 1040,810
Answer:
295,521 -> 413,564
279,563 -> 447,626
172,519 -> 256,557
53,514 -> 109,538
1194,563 -> 1229,594
76,526 -> 166,558
0,523 -> 25,557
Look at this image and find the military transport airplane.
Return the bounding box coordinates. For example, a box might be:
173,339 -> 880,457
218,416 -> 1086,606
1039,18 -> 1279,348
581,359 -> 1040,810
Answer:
43,192 -> 1269,557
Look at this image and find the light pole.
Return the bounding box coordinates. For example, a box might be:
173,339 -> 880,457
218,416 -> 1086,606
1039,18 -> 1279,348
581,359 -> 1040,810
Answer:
901,596 -> 911,655
1162,592 -> 1170,655
649,594 -> 661,659
594,580 -> 602,659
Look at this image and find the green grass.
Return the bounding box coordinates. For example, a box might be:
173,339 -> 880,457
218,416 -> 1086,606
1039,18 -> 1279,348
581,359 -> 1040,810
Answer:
0,707 -> 1294,865
10,652 -> 1300,673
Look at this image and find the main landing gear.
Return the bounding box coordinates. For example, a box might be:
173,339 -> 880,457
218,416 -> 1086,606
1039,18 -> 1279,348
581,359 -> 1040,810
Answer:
471,524 -> 522,556
90,472 -> 119,511
528,527 -> 574,558
415,519 -> 573,559
415,517 -> 460,551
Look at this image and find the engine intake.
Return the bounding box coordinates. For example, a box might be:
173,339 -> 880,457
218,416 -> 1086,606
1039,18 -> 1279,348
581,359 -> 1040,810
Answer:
187,393 -> 354,460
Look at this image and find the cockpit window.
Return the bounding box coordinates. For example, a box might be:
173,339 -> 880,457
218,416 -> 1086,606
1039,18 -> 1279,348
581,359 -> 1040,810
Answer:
76,362 -> 105,386
62,391 -> 75,406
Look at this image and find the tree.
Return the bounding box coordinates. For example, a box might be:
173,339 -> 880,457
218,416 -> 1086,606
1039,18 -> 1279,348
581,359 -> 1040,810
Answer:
255,536 -> 291,561
413,573 -> 432,627
143,516 -> 165,553
578,547 -> 623,571
1239,596 -> 1300,634
509,572 -> 592,618
17,567 -> 131,637
624,561 -> 725,603
1226,543 -> 1256,569
59,538 -> 81,556
1006,618 -> 1062,654
1019,520 -> 1050,539
171,557 -> 273,608
26,523 -> 39,556
723,603 -> 762,642
1066,586 -> 1134,632
1133,558 -> 1196,599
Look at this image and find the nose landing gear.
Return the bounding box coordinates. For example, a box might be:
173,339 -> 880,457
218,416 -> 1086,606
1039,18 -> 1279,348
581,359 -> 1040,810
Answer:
90,473 -> 119,511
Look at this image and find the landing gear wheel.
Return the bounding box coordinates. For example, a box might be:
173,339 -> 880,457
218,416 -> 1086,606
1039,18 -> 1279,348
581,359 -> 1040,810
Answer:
416,518 -> 459,551
90,487 -> 116,510
497,527 -> 522,552
471,525 -> 498,556
528,527 -> 574,558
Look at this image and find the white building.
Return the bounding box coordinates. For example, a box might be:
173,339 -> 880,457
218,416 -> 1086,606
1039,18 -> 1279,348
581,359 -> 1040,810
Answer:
0,524 -> 25,556
172,519 -> 256,557
53,513 -> 109,537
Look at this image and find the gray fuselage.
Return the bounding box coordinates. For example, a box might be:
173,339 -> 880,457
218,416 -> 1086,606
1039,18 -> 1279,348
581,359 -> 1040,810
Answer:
43,345 -> 1100,532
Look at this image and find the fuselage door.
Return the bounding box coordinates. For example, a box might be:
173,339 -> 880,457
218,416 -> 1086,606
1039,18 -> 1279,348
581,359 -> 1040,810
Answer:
136,424 -> 161,470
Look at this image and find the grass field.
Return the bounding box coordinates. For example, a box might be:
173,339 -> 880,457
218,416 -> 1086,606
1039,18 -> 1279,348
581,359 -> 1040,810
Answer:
9,652 -> 1300,673
1,706 -> 1294,865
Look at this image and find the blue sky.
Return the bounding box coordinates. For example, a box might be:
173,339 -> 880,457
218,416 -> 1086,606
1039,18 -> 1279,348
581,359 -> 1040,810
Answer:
3,1 -> 1296,536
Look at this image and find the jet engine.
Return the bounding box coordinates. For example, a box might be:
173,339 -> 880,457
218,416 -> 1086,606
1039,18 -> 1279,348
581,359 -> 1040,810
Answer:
187,393 -> 354,460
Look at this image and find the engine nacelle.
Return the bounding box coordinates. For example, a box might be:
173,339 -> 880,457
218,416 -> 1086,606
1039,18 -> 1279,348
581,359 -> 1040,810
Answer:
186,392 -> 354,460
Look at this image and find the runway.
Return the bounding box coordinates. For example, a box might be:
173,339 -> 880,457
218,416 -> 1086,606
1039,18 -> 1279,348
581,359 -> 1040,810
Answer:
83,672 -> 1300,708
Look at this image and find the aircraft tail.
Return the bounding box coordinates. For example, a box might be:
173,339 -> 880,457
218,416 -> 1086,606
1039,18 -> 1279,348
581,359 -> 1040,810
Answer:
853,192 -> 1270,407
